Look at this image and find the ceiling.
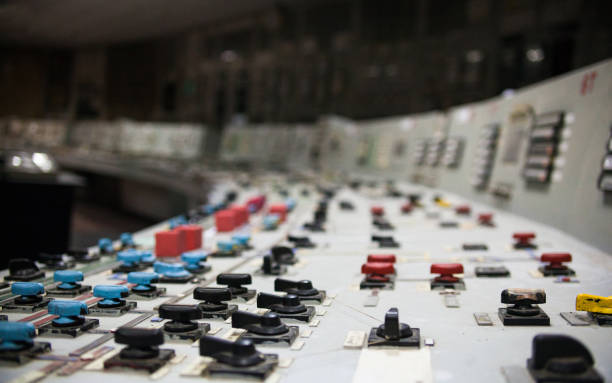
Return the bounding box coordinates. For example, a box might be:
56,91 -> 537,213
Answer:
0,0 -> 292,47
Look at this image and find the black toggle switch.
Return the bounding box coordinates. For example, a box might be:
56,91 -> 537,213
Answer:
199,336 -> 278,380
158,304 -> 209,342
368,308 -> 420,347
339,200 -> 355,210
498,289 -> 550,326
104,327 -> 175,373
372,217 -> 395,231
256,292 -> 315,323
261,255 -> 287,276
216,273 -> 256,301
274,278 -> 326,303
271,246 -> 298,265
371,235 -> 400,248
527,334 -> 603,383
5,259 -> 45,282
231,311 -> 298,345
193,287 -> 237,320
287,235 -> 316,248
38,253 -> 75,270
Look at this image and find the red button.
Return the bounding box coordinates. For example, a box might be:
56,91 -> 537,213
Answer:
215,210 -> 237,232
513,232 -> 536,243
371,206 -> 384,216
367,254 -> 396,263
431,263 -> 463,283
456,205 -> 471,215
230,205 -> 249,226
361,262 -> 395,275
478,213 -> 493,223
268,204 -> 288,222
176,225 -> 202,251
155,230 -> 185,257
541,253 -> 572,269
401,203 -> 413,213
247,195 -> 266,213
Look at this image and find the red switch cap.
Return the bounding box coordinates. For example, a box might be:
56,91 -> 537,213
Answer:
513,232 -> 536,243
155,229 -> 185,257
247,195 -> 266,213
401,203 -> 413,213
176,225 -> 202,251
371,206 -> 384,216
230,205 -> 249,226
268,204 -> 288,222
361,262 -> 395,275
215,210 -> 237,232
456,205 -> 471,214
431,263 -> 463,283
367,254 -> 396,263
478,213 -> 493,222
541,253 -> 572,269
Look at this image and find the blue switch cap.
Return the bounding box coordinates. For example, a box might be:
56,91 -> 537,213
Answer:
231,234 -> 251,246
263,214 -> 280,228
117,249 -> 143,265
98,238 -> 113,252
0,322 -> 36,349
140,251 -> 155,263
217,240 -> 237,252
93,285 -> 129,299
127,272 -> 159,285
285,197 -> 296,211
153,261 -> 190,278
47,300 -> 88,316
120,233 -> 134,246
203,204 -> 216,215
54,270 -> 83,283
169,215 -> 188,229
12,282 -> 44,296
181,251 -> 208,264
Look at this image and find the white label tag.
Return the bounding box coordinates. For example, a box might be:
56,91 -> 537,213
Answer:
343,330 -> 366,349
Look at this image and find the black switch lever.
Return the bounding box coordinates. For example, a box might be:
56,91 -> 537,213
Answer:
368,307 -> 420,347
194,287 -> 232,311
6,259 -> 45,281
232,311 -> 289,336
115,327 -> 164,359
287,236 -> 315,248
216,273 -> 252,296
256,292 -> 306,314
199,336 -> 265,367
499,288 -> 550,326
527,334 -> 604,382
271,246 -> 297,265
261,255 -> 286,275
274,278 -> 319,297
158,304 -> 202,333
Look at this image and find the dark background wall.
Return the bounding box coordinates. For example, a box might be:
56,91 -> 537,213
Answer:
1,0 -> 611,128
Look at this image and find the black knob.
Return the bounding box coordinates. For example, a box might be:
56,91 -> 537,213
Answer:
216,274 -> 251,295
262,255 -> 276,274
376,308 -> 412,340
274,278 -> 318,297
193,287 -> 232,303
271,246 -> 294,262
199,335 -> 265,367
115,327 -> 164,359
257,292 -> 306,314
9,258 -> 40,277
231,310 -> 288,336
371,235 -> 393,242
158,304 -> 202,333
528,334 -> 598,376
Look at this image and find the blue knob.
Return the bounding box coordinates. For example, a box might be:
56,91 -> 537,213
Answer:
169,215 -> 187,229
217,240 -> 237,252
231,234 -> 251,247
263,214 -> 280,229
140,250 -> 155,263
203,204 -> 216,215
0,322 -> 36,350
128,272 -> 159,291
153,261 -> 190,278
98,238 -> 113,253
117,249 -> 143,266
94,285 -> 128,306
120,233 -> 134,246
285,198 -> 296,211
47,300 -> 88,326
54,270 -> 84,289
181,251 -> 208,270
12,282 -> 44,297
